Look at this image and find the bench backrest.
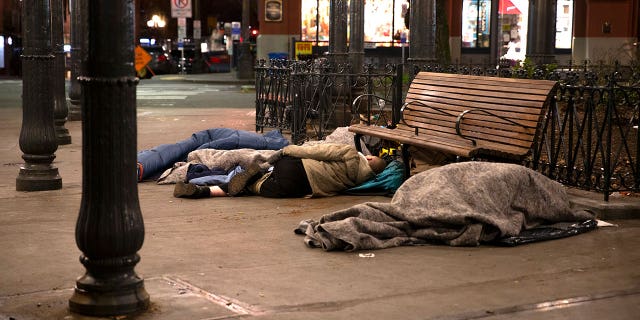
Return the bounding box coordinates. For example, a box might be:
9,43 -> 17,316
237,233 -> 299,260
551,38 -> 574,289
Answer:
403,72 -> 558,158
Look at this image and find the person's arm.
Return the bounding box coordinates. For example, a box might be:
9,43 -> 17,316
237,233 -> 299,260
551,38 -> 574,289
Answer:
283,144 -> 357,162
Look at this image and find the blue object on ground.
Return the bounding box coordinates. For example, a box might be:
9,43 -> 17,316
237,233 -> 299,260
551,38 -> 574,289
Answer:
137,128 -> 289,181
188,165 -> 243,186
345,160 -> 405,195
268,52 -> 288,60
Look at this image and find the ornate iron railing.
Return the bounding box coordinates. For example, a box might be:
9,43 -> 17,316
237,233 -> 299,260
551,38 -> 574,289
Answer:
255,59 -> 400,144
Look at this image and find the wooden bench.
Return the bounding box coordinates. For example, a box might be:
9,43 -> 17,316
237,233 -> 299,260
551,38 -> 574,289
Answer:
349,71 -> 559,177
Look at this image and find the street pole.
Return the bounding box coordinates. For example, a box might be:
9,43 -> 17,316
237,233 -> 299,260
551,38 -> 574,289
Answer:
526,0 -> 556,65
68,0 -> 87,121
348,0 -> 364,74
52,0 -> 71,144
16,0 -> 62,192
408,0 -> 437,64
237,0 -> 254,79
329,0 -> 348,66
328,0 -> 349,128
68,0 -> 149,316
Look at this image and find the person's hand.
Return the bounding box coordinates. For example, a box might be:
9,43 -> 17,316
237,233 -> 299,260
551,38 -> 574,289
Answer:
267,149 -> 283,164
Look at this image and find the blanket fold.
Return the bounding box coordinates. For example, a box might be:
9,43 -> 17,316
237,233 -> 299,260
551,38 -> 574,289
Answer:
297,162 -> 595,250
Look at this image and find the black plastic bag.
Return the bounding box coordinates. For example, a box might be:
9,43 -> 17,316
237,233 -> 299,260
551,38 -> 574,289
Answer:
492,219 -> 598,247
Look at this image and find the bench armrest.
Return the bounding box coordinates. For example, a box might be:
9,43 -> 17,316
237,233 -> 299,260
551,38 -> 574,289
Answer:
400,100 -> 454,135
455,109 -> 527,146
352,94 -> 393,126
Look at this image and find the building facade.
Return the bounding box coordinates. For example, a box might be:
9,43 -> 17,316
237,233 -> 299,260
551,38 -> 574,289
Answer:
256,0 -> 640,66
0,0 -> 23,75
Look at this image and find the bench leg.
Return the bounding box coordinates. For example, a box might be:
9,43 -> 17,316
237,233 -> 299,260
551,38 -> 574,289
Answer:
401,144 -> 411,179
353,133 -> 364,153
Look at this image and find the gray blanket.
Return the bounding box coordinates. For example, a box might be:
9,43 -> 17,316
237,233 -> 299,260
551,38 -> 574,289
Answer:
157,149 -> 278,184
297,162 -> 595,250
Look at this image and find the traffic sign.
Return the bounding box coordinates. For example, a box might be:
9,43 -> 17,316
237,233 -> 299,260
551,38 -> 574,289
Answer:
134,45 -> 152,72
171,0 -> 192,18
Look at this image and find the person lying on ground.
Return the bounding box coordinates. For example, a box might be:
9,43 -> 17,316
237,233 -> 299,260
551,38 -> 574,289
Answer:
173,143 -> 388,199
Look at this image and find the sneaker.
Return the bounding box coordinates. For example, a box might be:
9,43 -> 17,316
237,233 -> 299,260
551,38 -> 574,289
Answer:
227,163 -> 261,196
173,181 -> 210,199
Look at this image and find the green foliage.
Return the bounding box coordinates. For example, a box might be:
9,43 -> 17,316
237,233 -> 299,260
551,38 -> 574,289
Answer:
511,57 -> 557,78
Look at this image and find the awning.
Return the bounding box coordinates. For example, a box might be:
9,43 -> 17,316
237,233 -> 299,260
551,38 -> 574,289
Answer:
499,0 -> 522,15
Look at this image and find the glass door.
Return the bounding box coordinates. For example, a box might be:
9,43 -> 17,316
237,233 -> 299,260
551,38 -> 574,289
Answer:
497,0 -> 528,63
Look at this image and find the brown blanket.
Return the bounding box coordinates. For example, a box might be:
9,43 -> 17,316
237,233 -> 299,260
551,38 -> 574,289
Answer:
297,162 -> 595,250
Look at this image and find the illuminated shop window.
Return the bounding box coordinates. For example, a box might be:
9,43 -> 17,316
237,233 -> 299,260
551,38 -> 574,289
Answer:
301,0 -> 329,43
301,0 -> 409,47
462,0 -> 492,49
498,0 -> 528,62
555,0 -> 573,49
0,36 -> 4,68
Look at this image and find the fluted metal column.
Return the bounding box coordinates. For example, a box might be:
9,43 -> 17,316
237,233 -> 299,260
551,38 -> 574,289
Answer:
52,0 -> 71,144
237,0 -> 254,79
348,0 -> 364,74
329,0 -> 348,65
16,0 -> 62,192
68,0 -> 149,316
408,0 -> 437,63
67,0 -> 87,121
526,0 -> 557,64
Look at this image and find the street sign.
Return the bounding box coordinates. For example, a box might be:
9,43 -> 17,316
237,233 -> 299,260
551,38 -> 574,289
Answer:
171,0 -> 192,18
177,17 -> 187,41
231,21 -> 241,40
134,45 -> 152,72
295,41 -> 312,60
193,20 -> 201,40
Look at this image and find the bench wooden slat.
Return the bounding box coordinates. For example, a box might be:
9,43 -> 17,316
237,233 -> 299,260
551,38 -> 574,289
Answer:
349,71 -> 558,171
411,83 -> 555,102
350,124 -> 477,157
413,72 -> 558,90
404,100 -> 543,123
407,87 -> 552,107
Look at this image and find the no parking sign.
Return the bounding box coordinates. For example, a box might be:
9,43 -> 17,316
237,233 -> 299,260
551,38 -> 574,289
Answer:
171,0 -> 192,18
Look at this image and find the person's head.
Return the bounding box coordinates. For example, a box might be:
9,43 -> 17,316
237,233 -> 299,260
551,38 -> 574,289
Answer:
365,155 -> 387,174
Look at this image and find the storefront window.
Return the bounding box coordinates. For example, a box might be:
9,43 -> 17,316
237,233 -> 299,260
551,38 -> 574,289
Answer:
555,0 -> 573,49
498,0 -> 528,62
301,0 -> 329,43
364,0 -> 409,45
301,0 -> 409,47
462,0 -> 491,49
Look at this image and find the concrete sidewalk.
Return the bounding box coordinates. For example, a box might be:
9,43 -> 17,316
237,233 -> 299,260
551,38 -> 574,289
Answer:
1,75 -> 639,320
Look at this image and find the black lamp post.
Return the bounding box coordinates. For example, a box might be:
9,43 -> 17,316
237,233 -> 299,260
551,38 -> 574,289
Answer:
16,0 -> 62,192
52,0 -> 71,144
67,0 -> 87,122
68,0 -> 149,316
408,0 -> 437,63
237,0 -> 254,79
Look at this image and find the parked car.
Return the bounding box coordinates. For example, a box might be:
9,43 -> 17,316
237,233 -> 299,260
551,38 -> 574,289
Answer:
139,45 -> 177,78
203,50 -> 231,73
170,44 -> 207,74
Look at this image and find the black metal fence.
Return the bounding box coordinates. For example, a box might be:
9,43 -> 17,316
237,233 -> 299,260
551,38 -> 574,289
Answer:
255,59 -> 401,144
255,59 -> 639,200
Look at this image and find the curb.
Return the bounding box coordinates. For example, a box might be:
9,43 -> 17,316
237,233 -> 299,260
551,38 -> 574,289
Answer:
567,190 -> 640,220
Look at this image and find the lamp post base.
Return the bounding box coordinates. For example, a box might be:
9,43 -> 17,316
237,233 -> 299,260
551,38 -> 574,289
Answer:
16,165 -> 62,191
69,272 -> 149,317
